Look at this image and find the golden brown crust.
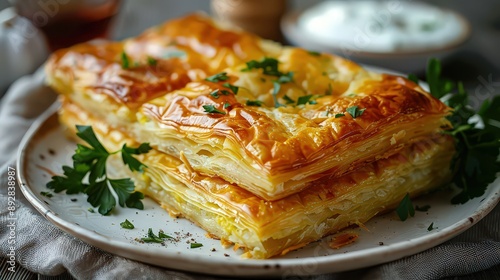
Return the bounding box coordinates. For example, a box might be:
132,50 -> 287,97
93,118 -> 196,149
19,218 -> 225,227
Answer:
46,13 -> 452,199
59,101 -> 455,258
45,13 -> 279,109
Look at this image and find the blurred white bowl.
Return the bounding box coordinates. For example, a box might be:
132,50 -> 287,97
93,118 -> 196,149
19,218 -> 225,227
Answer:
281,1 -> 471,73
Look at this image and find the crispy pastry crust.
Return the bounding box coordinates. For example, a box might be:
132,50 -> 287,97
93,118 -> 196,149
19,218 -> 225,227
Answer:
59,101 -> 454,259
45,13 -> 451,200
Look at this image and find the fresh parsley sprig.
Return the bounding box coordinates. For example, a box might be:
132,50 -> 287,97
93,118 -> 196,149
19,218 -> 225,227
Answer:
46,125 -> 151,215
423,58 -> 500,204
396,58 -> 500,221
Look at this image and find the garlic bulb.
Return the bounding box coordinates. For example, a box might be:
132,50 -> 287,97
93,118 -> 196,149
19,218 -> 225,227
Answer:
0,7 -> 48,91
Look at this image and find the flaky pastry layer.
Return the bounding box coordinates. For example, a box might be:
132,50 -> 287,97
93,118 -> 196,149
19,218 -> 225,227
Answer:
46,14 -> 451,200
59,101 -> 454,259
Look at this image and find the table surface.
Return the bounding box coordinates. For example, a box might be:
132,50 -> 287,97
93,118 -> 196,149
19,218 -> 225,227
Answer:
0,0 -> 499,279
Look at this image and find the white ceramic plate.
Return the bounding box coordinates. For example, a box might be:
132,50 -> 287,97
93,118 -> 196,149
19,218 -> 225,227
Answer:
17,104 -> 499,278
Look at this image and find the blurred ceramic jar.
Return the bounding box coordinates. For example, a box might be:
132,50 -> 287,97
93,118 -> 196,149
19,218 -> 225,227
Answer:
211,0 -> 287,42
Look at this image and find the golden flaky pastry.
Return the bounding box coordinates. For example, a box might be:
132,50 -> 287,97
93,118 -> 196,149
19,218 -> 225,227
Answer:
45,14 -> 451,200
46,14 -> 455,258
59,101 -> 453,259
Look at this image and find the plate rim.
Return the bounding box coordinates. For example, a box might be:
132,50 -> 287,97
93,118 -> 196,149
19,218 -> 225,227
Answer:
17,104 -> 500,277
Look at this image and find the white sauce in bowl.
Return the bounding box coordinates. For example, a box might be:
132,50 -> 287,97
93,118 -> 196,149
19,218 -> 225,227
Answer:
298,1 -> 467,53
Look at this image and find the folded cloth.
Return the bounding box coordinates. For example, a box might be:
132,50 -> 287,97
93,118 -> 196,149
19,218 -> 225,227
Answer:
0,70 -> 499,280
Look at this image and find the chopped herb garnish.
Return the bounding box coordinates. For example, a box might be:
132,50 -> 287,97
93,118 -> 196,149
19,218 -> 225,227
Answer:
40,191 -> 53,198
120,219 -> 135,229
346,106 -> 366,119
325,83 -> 333,95
210,89 -> 220,99
220,90 -> 231,96
427,222 -> 435,231
46,125 -> 148,215
222,83 -> 239,94
242,58 -> 294,108
396,193 -> 415,221
147,57 -> 158,66
205,72 -> 229,83
307,50 -> 321,56
242,57 -> 282,76
158,231 -> 172,239
271,83 -> 285,108
141,228 -> 164,243
283,95 -> 295,104
121,51 -> 130,69
335,113 -> 345,118
246,100 -> 263,107
207,88 -> 232,98
203,105 -> 226,115
223,102 -> 231,109
415,205 -> 431,212
190,243 -> 203,249
297,95 -> 318,105
88,208 -> 95,213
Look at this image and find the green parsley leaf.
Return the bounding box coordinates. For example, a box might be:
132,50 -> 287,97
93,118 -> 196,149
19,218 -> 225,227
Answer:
121,51 -> 130,69
203,105 -> 226,115
205,72 -> 229,83
190,243 -> 203,249
246,100 -> 263,107
407,74 -> 419,84
88,207 -> 95,213
121,143 -> 152,172
346,106 -> 366,119
210,89 -> 220,99
40,191 -> 53,198
426,58 -> 454,99
147,57 -> 158,66
158,230 -> 172,239
276,72 -> 294,84
47,163 -> 90,194
335,113 -> 345,118
396,193 -> 415,221
120,219 -> 135,229
222,83 -> 239,94
223,102 -> 231,109
427,222 -> 435,231
141,228 -> 164,243
108,178 -> 142,209
86,180 -> 115,215
76,125 -> 108,154
421,59 -> 500,204
220,90 -> 231,96
297,95 -> 318,105
46,125 -> 148,215
283,95 -> 295,104
307,50 -> 321,56
271,82 -> 285,108
242,58 -> 294,108
415,205 -> 431,212
242,57 -> 282,76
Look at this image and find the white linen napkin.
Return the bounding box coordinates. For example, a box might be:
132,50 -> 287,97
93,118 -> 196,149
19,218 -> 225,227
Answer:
0,70 -> 499,280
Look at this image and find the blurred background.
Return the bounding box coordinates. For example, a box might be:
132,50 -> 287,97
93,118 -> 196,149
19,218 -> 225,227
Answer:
1,0 -> 499,106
